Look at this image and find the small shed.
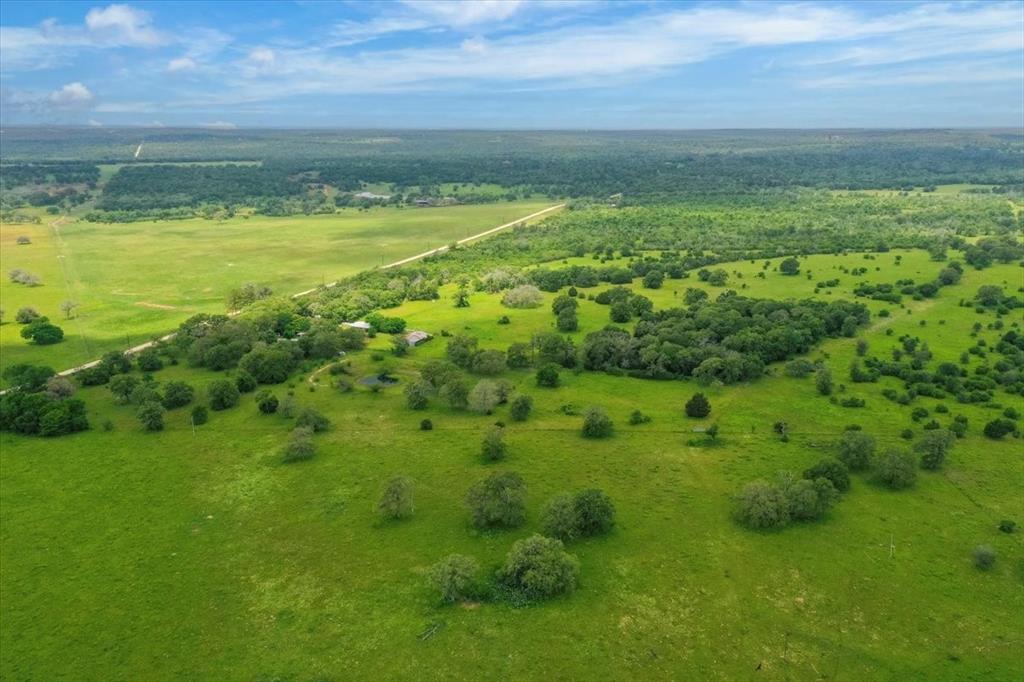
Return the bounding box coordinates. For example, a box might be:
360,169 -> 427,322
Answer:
342,321 -> 371,330
405,330 -> 432,346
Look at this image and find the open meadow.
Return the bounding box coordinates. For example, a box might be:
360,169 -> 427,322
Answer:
0,200 -> 553,374
2,244 -> 1021,681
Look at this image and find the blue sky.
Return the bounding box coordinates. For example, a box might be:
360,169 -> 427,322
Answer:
1,1 -> 1022,128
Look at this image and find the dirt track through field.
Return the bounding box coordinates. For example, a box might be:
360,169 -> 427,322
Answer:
18,203 -> 564,383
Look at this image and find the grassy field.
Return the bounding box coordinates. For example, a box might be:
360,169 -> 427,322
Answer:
0,200 -> 553,375
2,248 -> 1021,681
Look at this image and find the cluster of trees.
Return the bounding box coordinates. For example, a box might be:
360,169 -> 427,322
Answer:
8,269 -> 41,287
0,162 -> 99,189
0,365 -> 88,437
428,474 -> 616,604
293,189 -> 1016,329
861,328 -> 1024,404
735,424 -> 962,530
734,471 -> 841,530
580,295 -> 869,384
404,355 -> 518,414
14,312 -> 64,345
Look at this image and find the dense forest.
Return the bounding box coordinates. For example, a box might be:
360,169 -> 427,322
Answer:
1,128 -> 1021,219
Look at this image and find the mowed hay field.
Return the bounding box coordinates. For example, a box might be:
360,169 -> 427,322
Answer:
0,200 -> 554,374
2,249 -> 1022,681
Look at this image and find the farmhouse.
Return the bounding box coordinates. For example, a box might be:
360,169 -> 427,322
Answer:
405,330 -> 432,346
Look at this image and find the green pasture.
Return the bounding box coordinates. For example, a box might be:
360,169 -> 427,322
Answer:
2,249 -> 1021,681
0,200 -> 554,375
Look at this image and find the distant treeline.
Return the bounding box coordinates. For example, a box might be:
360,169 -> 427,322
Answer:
0,162 -> 100,189
87,146 -> 1024,216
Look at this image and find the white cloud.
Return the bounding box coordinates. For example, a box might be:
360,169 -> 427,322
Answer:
1,3 -> 172,71
167,56 -> 198,72
87,118 -> 103,126
246,47 -> 276,66
215,1 -> 1023,102
47,82 -> 95,108
84,4 -> 166,46
402,0 -> 526,28
200,120 -> 237,129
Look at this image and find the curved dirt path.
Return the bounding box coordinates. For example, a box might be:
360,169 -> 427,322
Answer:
28,203 -> 565,382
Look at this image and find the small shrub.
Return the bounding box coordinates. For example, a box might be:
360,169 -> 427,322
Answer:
190,405 -> 208,426
137,401 -> 165,432
419,418 -> 433,431
256,391 -> 279,414
295,407 -> 330,432
802,458 -> 850,492
983,418 -> 1015,439
838,430 -> 875,471
581,406 -> 613,438
509,394 -> 533,422
283,426 -> 315,462
874,449 -> 917,490
628,409 -> 651,425
208,379 -> 240,411
973,545 -> 996,570
428,554 -> 480,604
481,426 -> 508,462
685,392 -> 710,418
998,520 -> 1017,534
536,363 -> 560,388
378,476 -> 414,520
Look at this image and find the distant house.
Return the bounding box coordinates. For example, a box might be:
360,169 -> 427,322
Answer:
405,330 -> 432,346
355,191 -> 391,200
413,198 -> 432,207
342,320 -> 372,330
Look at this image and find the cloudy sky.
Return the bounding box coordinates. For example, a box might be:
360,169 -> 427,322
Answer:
1,0 -> 1022,128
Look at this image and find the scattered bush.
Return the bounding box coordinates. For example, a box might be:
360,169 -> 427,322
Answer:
581,406 -> 613,438
973,545 -> 996,570
629,409 -> 651,425
481,425 -> 508,462
496,534 -> 579,601
295,407 -> 330,432
256,390 -> 279,414
283,426 -> 315,462
207,379 -> 240,410
838,430 -> 875,471
137,401 -> 165,432
161,381 -> 195,409
983,418 -> 1016,440
419,418 -> 433,431
428,554 -> 480,604
465,472 -> 526,529
190,405 -> 208,425
802,457 -> 850,492
509,394 -> 533,421
536,363 -> 561,388
874,449 -> 917,490
378,476 -> 414,520
685,392 -> 711,418
915,428 -> 954,470
501,285 -> 544,309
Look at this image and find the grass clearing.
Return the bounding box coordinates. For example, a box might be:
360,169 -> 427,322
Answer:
0,200 -> 554,375
2,248 -> 1021,680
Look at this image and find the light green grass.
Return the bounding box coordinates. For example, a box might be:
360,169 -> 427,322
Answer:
2,249 -> 1021,681
0,200 -> 553,375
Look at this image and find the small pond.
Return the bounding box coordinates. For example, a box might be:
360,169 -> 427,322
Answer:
359,373 -> 400,388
